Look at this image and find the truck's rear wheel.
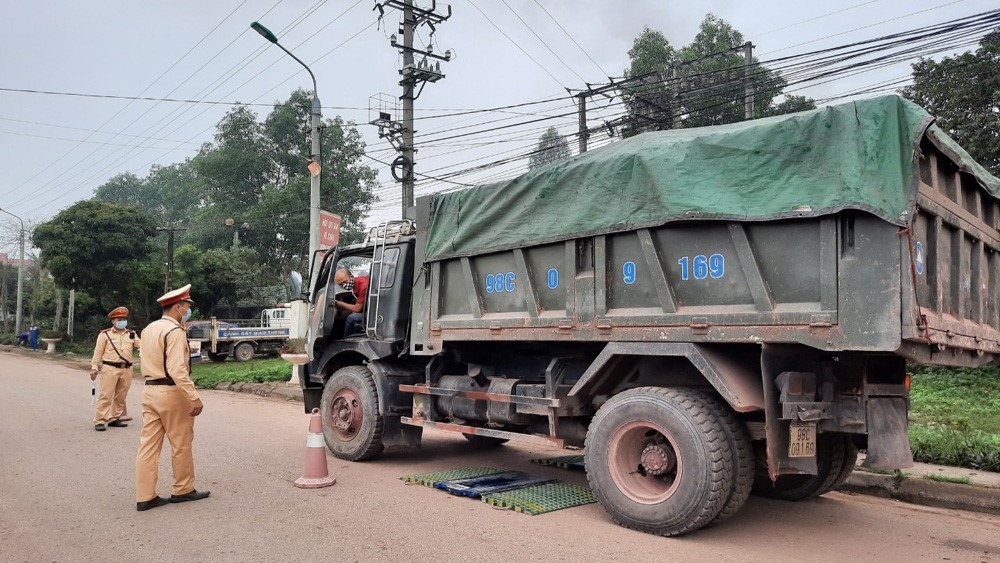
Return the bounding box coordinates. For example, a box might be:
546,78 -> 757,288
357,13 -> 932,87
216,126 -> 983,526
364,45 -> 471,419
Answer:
752,432 -> 849,501
686,390 -> 754,525
233,342 -> 255,362
584,387 -> 734,537
320,365 -> 384,461
825,435 -> 858,494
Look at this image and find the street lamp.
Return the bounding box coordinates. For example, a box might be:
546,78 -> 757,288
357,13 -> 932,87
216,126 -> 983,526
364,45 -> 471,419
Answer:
0,206 -> 25,335
224,218 -> 250,252
251,21 -> 322,267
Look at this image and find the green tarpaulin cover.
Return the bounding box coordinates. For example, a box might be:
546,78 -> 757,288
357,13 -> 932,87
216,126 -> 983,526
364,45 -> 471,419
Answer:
424,95 -> 1000,262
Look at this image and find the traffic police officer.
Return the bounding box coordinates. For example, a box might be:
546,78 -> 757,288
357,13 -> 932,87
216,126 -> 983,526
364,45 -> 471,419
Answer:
90,306 -> 139,431
135,284 -> 210,511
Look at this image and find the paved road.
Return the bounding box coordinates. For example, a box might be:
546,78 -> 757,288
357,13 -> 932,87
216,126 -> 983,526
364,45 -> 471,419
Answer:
2,349 -> 999,562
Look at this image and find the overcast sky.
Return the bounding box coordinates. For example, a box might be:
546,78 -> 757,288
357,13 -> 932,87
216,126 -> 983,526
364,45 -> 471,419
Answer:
1,0 -> 996,250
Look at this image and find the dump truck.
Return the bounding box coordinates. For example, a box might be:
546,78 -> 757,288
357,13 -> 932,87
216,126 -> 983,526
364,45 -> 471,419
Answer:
293,95 -> 1000,536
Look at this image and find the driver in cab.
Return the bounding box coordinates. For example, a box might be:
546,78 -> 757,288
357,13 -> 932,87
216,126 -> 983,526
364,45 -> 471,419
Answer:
334,268 -> 368,337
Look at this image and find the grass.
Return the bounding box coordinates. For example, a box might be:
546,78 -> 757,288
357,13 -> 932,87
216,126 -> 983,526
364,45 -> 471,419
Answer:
190,357 -> 292,388
923,473 -> 973,485
908,363 -> 1000,472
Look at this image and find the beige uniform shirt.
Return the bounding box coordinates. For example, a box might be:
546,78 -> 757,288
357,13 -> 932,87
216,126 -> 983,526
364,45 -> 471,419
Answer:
90,328 -> 139,371
139,317 -> 199,402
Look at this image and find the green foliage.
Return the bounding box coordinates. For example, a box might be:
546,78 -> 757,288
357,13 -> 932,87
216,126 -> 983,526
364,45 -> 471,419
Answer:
528,127 -> 571,170
626,27 -> 676,76
65,88 -> 378,333
923,473 -> 973,485
621,15 -> 816,135
32,200 -> 158,312
901,31 -> 1000,176
172,244 -> 262,316
190,358 -> 291,388
907,363 -> 1000,472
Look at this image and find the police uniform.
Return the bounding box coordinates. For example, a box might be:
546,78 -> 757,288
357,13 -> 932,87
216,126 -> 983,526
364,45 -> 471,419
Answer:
135,284 -> 210,511
90,306 -> 139,431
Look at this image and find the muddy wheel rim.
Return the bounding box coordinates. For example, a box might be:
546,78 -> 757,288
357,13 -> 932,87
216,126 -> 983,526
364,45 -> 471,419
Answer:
329,388 -> 362,441
607,420 -> 681,504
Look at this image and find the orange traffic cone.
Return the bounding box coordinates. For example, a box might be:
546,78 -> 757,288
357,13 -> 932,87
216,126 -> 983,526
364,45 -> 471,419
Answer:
294,408 -> 336,489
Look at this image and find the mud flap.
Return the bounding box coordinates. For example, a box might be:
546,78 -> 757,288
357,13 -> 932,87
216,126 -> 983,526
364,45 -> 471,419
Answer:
862,397 -> 913,470
382,416 -> 423,449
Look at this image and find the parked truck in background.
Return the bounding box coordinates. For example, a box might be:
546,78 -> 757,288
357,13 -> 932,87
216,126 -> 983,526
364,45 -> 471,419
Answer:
293,96 -> 1000,536
187,303 -> 308,362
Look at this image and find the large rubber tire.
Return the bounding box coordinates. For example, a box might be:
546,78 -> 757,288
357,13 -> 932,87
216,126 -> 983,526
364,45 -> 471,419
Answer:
233,342 -> 255,362
752,432 -> 848,501
207,352 -> 228,363
320,365 -> 384,461
462,433 -> 509,447
584,387 -> 734,537
824,435 -> 859,494
687,390 -> 754,525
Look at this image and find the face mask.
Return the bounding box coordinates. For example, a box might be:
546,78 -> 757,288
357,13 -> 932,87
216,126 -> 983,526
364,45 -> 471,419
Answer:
341,279 -> 354,291
114,320 -> 127,330
182,308 -> 193,323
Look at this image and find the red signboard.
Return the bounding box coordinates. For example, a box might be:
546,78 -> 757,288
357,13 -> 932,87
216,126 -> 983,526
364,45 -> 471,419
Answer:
319,210 -> 342,249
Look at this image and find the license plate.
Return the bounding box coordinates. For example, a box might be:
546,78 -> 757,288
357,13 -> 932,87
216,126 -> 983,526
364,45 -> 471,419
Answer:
788,424 -> 816,458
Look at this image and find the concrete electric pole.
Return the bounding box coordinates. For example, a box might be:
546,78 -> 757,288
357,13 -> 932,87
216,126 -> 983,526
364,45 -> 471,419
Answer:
156,226 -> 187,293
373,0 -> 452,217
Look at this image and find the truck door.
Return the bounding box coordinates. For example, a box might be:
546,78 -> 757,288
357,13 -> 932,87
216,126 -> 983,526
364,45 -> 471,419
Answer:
307,247 -> 339,353
366,240 -> 414,341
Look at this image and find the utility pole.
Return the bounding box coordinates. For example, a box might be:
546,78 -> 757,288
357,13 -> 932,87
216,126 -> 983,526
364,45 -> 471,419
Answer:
67,287 -> 75,340
744,43 -> 755,120
157,226 -> 186,293
577,93 -> 589,154
0,207 -> 25,334
374,0 -> 452,217
54,287 -> 63,332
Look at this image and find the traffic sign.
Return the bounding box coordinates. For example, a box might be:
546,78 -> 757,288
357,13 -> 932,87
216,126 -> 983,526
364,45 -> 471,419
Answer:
319,210 -> 341,249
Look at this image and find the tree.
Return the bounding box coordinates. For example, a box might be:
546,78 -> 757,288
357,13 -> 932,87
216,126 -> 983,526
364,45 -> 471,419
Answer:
529,127 -> 571,169
763,95 -> 817,117
901,31 -> 1000,176
620,15 -> 816,135
172,244 -> 261,316
194,105 -> 276,214
621,27 -> 678,136
32,200 -> 158,312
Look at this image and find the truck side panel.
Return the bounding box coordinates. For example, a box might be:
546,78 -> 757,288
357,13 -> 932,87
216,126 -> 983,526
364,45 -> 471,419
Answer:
413,215 -> 906,352
901,137 -> 1000,361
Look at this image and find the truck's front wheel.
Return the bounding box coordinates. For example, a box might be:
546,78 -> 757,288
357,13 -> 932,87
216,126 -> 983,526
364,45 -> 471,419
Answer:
585,387 -> 734,536
320,365 -> 384,461
233,342 -> 255,362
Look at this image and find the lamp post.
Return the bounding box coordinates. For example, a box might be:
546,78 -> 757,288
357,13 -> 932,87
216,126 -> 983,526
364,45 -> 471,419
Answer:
251,21 -> 322,267
0,206 -> 25,335
224,218 -> 250,252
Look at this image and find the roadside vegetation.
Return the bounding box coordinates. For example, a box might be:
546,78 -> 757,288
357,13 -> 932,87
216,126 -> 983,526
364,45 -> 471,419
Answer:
908,363 -> 1000,472
190,357 -> 291,388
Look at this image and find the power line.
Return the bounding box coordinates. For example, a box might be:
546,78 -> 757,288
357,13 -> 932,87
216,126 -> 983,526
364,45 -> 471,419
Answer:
466,0 -> 566,88
0,0 -> 261,205
529,0 -> 609,78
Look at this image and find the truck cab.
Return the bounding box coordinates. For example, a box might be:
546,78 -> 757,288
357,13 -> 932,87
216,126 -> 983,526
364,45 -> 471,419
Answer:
300,221 -> 422,441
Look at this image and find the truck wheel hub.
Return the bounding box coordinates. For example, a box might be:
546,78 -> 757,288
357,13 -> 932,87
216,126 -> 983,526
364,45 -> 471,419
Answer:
330,389 -> 362,440
640,444 -> 675,476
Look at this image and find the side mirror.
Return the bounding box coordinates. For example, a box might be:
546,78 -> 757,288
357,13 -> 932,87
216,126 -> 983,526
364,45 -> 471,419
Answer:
289,271 -> 304,299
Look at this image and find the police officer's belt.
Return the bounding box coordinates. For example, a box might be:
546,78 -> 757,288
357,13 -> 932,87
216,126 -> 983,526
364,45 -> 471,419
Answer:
145,376 -> 176,386
102,360 -> 133,368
